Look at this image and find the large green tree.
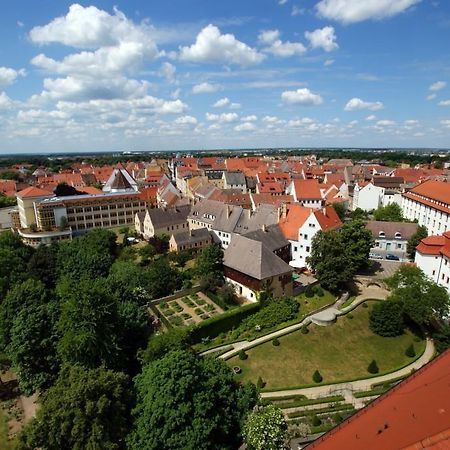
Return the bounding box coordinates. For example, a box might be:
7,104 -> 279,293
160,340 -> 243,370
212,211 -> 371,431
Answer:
27,243 -> 59,288
128,350 -> 258,450
17,365 -> 131,450
340,219 -> 374,271
195,244 -> 224,291
243,405 -> 288,450
373,203 -> 404,222
7,302 -> 60,394
307,230 -> 355,293
387,265 -> 450,325
0,278 -> 49,350
407,225 -> 428,260
57,229 -> 117,280
369,301 -> 404,337
56,277 -> 121,369
145,257 -> 182,299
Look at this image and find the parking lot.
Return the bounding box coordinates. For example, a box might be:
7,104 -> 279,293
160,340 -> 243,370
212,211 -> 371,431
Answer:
359,259 -> 404,280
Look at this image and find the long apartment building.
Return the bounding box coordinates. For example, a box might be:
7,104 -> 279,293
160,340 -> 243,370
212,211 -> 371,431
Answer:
14,167 -> 147,246
401,180 -> 450,236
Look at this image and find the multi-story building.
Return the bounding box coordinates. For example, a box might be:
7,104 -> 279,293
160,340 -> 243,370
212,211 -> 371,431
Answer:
401,180 -> 450,236
14,167 -> 148,246
415,231 -> 450,294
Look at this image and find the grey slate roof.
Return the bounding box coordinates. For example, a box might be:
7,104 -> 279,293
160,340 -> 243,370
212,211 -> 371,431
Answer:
233,204 -> 278,235
147,204 -> 191,228
172,228 -> 212,245
224,234 -> 293,280
366,220 -> 418,240
224,171 -> 246,186
189,199 -> 242,232
243,224 -> 289,252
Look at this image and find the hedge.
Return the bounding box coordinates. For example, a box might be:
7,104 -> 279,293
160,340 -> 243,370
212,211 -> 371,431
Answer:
189,302 -> 261,343
354,387 -> 389,398
263,395 -> 344,410
287,404 -> 355,419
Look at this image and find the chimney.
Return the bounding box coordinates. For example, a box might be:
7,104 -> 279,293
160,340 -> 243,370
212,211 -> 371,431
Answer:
262,224 -> 266,232
227,205 -> 232,218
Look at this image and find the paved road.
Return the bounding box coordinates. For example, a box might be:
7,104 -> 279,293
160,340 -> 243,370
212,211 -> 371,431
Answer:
261,338 -> 435,400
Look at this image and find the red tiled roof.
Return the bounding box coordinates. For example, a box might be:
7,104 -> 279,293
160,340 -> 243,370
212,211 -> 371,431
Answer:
251,193 -> 294,208
257,181 -> 284,194
402,191 -> 450,216
292,179 -> 323,200
313,206 -> 343,231
279,204 -> 311,240
308,349 -> 450,450
16,186 -> 54,198
416,232 -> 450,258
407,180 -> 450,205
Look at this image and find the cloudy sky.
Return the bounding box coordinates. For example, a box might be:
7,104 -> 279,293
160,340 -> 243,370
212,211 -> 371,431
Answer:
1,0 -> 450,153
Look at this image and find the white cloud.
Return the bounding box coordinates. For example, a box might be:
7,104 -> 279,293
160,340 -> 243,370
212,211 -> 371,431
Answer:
324,59 -> 335,66
179,24 -> 265,66
316,0 -> 421,24
0,67 -> 26,88
376,119 -> 395,126
429,80 -> 446,91
427,93 -> 436,101
170,88 -> 181,99
192,82 -> 222,94
259,29 -> 307,57
262,115 -> 281,124
241,115 -> 257,122
281,88 -> 323,106
366,114 -> 377,121
304,26 -> 338,52
279,0 -> 288,5
288,117 -> 315,127
158,62 -> 176,81
440,119 -> 450,128
206,112 -> 239,123
174,115 -> 197,125
438,99 -> 450,106
344,97 -> 384,111
230,102 -> 241,109
0,92 -> 13,109
213,97 -> 230,108
234,122 -> 256,131
291,6 -> 305,16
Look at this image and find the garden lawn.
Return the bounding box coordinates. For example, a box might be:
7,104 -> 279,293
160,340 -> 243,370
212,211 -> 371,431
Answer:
228,302 -> 425,390
0,409 -> 13,450
295,290 -> 335,317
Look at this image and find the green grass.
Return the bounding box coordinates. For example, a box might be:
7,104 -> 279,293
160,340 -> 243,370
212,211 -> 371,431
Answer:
339,295 -> 357,310
0,409 -> 13,450
294,290 -> 335,316
228,302 -> 425,390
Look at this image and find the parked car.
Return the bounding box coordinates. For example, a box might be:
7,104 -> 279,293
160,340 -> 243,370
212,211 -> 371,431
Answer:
369,252 -> 383,260
385,254 -> 400,261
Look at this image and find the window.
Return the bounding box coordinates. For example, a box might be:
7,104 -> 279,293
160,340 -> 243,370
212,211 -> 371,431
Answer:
306,246 -> 310,252
394,232 -> 402,239
379,231 -> 385,238
304,234 -> 308,240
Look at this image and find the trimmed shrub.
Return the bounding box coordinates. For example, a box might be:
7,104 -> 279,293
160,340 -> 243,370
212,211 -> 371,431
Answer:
362,302 -> 368,308
272,338 -> 280,346
239,349 -> 248,360
257,376 -> 266,389
346,313 -> 354,319
313,370 -> 323,383
315,287 -> 324,297
367,360 -> 379,374
311,415 -> 321,427
305,285 -> 315,298
405,344 -> 416,358
301,325 -> 309,334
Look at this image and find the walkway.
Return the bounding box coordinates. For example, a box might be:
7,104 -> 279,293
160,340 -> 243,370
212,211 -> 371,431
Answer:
212,285 -> 389,360
261,338 -> 435,400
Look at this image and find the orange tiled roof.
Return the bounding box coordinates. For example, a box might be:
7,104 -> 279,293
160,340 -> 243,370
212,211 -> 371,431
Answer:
416,233 -> 450,257
407,180 -> 450,205
16,186 -> 54,198
313,206 -> 342,231
278,204 -> 311,240
293,179 -> 323,200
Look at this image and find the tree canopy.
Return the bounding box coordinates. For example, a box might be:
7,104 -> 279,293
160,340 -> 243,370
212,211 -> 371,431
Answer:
373,203 -> 404,222
128,350 -> 258,450
407,225 -> 428,260
17,365 -> 131,450
369,301 -> 404,337
195,244 -> 224,291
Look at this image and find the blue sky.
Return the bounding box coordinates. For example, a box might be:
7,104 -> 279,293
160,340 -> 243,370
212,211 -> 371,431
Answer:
1,0 -> 450,153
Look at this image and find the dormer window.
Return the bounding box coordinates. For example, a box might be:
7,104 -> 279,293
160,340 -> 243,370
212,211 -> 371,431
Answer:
379,231 -> 385,238
395,232 -> 402,239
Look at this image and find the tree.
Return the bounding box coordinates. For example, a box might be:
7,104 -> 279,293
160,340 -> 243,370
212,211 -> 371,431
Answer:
0,231 -> 33,297
27,243 -> 59,288
373,203 -> 404,222
387,265 -> 450,325
349,208 -> 369,221
53,182 -> 81,197
243,405 -> 288,450
142,327 -> 190,363
307,230 -> 355,293
195,244 -> 224,291
17,365 -> 131,450
0,279 -> 49,350
332,202 -> 346,221
56,277 -> 121,369
405,343 -> 415,357
57,229 -> 117,280
128,351 -> 258,450
313,370 -> 323,383
407,225 -> 428,260
340,220 -> 374,271
145,257 -> 183,299
7,302 -> 60,395
369,301 -> 404,337
367,359 -> 379,374
432,324 -> 450,354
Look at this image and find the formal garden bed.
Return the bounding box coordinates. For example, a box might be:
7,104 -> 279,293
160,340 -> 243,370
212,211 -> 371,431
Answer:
227,301 -> 426,390
156,292 -> 224,327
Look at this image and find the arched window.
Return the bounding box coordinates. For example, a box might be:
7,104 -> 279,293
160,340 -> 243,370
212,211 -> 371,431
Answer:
379,231 -> 385,238
395,232 -> 402,239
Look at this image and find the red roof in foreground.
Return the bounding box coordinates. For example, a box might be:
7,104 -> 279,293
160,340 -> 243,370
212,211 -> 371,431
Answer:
416,232 -> 450,259
308,349 -> 450,450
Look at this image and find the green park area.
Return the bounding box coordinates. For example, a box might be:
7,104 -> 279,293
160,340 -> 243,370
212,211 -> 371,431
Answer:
228,302 -> 426,390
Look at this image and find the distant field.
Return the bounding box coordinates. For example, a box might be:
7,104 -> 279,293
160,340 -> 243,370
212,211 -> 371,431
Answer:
228,302 -> 425,389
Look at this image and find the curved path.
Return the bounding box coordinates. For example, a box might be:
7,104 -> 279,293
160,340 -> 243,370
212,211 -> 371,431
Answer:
212,285 -> 389,360
261,338 -> 435,401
